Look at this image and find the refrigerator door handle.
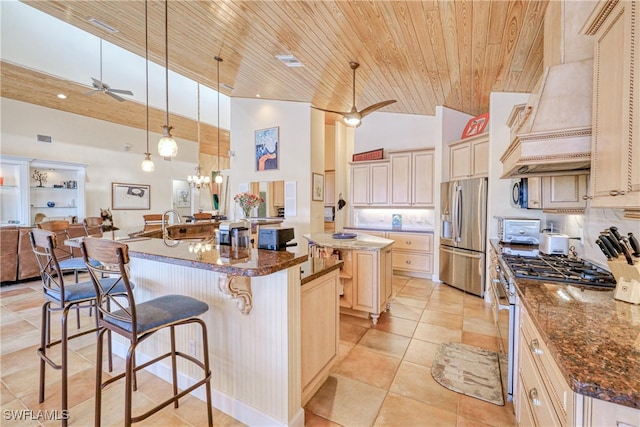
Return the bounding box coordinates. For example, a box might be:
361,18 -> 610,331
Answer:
440,246 -> 483,259
455,185 -> 463,242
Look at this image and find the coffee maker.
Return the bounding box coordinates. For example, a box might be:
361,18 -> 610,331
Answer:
218,221 -> 250,248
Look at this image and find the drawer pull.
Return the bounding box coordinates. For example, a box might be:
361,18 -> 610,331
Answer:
529,388 -> 540,407
529,339 -> 543,355
609,190 -> 627,196
405,260 -> 412,264
405,240 -> 412,245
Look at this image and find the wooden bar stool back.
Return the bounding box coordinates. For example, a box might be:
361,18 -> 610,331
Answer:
29,229 -> 115,427
81,238 -> 213,427
83,216 -> 104,237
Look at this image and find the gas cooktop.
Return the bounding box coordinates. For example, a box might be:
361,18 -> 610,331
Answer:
501,254 -> 616,288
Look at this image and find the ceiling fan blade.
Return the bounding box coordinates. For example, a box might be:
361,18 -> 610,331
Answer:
107,88 -> 133,96
310,105 -> 350,116
359,100 -> 397,118
106,91 -> 126,102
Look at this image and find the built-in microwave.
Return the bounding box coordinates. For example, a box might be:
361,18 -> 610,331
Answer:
511,178 -> 529,208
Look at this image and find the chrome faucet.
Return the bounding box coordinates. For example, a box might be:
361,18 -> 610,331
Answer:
162,209 -> 182,238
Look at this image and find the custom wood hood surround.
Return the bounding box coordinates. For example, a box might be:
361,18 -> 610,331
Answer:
501,59 -> 593,178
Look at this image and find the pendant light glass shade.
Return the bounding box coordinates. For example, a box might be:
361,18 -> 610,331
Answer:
215,173 -> 223,184
158,125 -> 177,157
141,153 -> 155,172
158,0 -> 177,158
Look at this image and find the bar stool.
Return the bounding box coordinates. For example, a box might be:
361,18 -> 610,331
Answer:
83,216 -> 104,237
29,229 -> 118,427
39,220 -> 90,282
80,238 -> 213,426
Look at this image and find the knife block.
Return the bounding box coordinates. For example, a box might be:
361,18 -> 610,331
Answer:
607,258 -> 640,304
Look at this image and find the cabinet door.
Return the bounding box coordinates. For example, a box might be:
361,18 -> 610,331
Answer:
389,153 -> 411,205
450,142 -> 472,180
471,138 -> 489,177
370,163 -> 389,205
352,250 -> 378,312
351,164 -> 371,205
412,150 -> 435,206
272,180 -> 285,206
542,175 -> 587,211
324,171 -> 335,205
590,1 -> 640,208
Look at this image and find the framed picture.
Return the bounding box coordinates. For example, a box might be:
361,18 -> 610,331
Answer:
255,127 -> 279,171
312,173 -> 324,201
112,182 -> 151,210
175,188 -> 191,208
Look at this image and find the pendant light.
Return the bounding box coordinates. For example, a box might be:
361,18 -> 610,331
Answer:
157,0 -> 178,158
214,56 -> 224,184
188,83 -> 210,189
141,0 -> 154,172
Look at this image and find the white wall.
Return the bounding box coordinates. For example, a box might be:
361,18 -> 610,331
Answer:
353,111 -> 440,154
1,98 -> 198,228
229,98 -> 314,246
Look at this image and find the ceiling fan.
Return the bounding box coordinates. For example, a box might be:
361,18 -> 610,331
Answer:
85,39 -> 133,102
312,61 -> 396,127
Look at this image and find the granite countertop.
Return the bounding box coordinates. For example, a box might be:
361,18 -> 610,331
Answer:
78,229 -> 307,277
303,232 -> 394,250
492,240 -> 640,409
344,226 -> 434,234
299,258 -> 343,285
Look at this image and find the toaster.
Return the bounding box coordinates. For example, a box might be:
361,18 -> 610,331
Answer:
539,232 -> 569,255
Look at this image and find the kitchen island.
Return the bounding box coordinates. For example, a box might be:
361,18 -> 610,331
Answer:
98,231 -> 333,427
304,232 -> 394,324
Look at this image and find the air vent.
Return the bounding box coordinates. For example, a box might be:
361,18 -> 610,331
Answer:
220,83 -> 234,90
36,134 -> 52,143
275,55 -> 304,67
88,18 -> 119,34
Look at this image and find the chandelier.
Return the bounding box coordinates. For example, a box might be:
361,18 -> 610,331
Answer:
188,83 -> 210,189
188,165 -> 210,189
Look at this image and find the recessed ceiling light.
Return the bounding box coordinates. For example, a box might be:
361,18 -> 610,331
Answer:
275,54 -> 303,67
256,94 -> 261,98
87,17 -> 119,34
57,94 -> 67,99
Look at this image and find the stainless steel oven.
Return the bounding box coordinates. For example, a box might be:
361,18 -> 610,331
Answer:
489,248 -> 517,402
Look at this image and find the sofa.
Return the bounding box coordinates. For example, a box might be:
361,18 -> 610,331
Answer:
0,224 -> 87,284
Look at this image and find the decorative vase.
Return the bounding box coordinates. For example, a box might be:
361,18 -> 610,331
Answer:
242,206 -> 252,219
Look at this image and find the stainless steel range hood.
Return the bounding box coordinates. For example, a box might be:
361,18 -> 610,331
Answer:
501,59 -> 593,178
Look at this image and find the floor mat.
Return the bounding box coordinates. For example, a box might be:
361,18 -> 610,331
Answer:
431,342 -> 505,406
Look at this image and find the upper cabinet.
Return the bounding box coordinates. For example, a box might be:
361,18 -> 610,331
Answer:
449,133 -> 489,180
350,161 -> 389,206
583,1 -> 640,213
389,149 -> 435,207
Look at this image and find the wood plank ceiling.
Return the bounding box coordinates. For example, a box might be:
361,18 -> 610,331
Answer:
2,1 -> 548,158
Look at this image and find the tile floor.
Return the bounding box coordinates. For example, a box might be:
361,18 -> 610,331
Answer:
1,274 -> 515,426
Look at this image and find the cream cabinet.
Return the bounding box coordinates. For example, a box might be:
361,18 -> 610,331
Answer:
389,149 -> 435,207
541,174 -> 588,213
338,247 -> 392,324
350,161 -> 389,206
449,133 -> 489,180
386,231 -> 433,275
583,1 -> 640,211
301,268 -> 340,405
324,170 -> 335,206
583,397 -> 640,427
517,306 -> 575,427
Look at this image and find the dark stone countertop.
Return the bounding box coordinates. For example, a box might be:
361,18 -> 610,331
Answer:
299,258 -> 343,285
100,231 -> 307,277
492,240 -> 640,409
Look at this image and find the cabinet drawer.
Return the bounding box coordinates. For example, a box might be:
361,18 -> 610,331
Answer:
392,252 -> 432,273
521,310 -> 572,424
519,345 -> 562,427
386,232 -> 433,252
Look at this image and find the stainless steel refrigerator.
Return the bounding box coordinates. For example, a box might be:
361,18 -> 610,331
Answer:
439,177 -> 487,297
